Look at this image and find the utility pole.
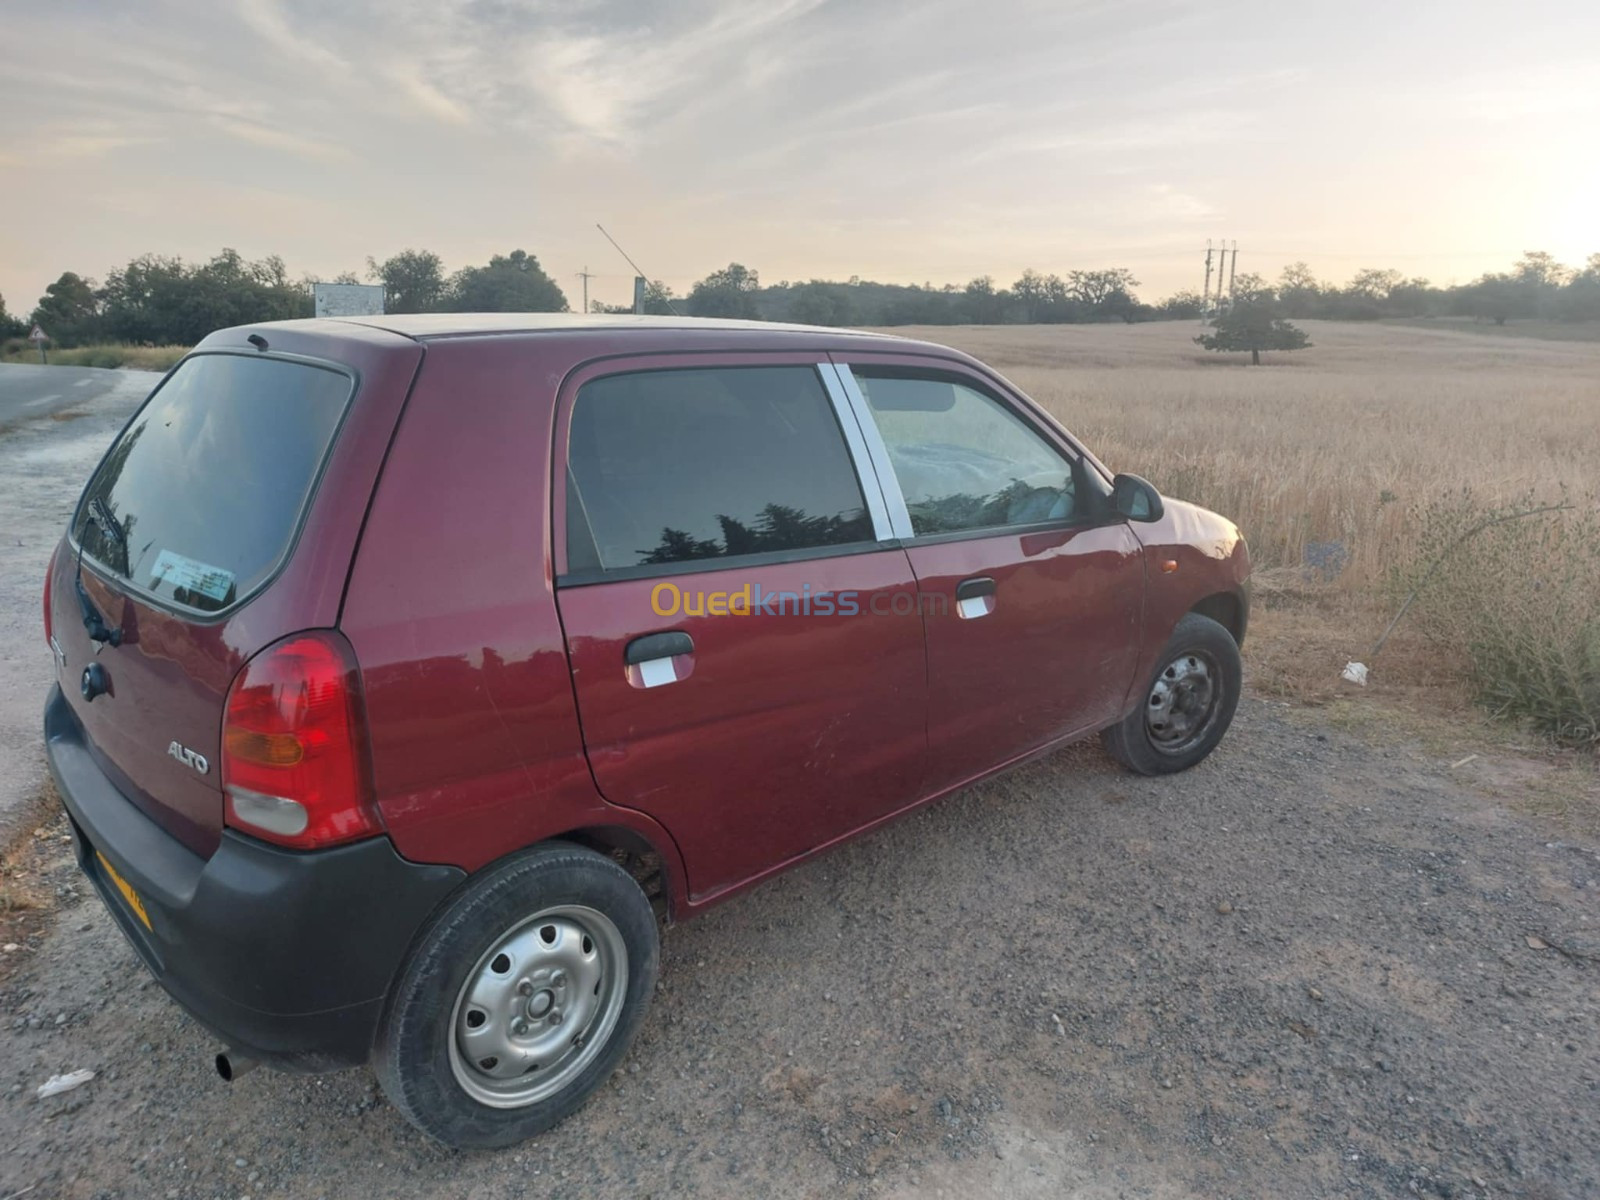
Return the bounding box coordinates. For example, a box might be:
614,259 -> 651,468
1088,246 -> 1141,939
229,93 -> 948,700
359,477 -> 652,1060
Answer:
1227,241 -> 1238,300
596,224 -> 683,315
1203,239 -> 1214,317
577,266 -> 594,314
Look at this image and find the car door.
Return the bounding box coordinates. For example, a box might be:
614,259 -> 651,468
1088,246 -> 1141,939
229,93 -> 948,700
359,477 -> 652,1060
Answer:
830,355 -> 1146,793
553,355 -> 928,903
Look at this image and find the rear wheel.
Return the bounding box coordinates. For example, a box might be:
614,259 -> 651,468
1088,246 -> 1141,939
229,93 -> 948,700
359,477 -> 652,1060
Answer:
1102,612 -> 1241,775
374,842 -> 658,1148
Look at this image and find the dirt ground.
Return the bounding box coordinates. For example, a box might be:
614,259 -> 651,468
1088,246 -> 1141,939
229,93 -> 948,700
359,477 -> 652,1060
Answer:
3,696 -> 1596,1200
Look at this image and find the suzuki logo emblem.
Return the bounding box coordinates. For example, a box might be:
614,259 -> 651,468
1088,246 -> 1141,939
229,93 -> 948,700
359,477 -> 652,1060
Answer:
167,741 -> 209,775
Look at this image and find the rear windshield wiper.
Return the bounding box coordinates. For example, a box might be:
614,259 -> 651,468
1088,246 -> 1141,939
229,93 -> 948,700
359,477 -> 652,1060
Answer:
77,498 -> 125,647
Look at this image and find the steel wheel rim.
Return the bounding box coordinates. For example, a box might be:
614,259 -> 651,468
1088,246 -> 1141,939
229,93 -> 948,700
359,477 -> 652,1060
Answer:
1144,648 -> 1222,755
448,904 -> 628,1108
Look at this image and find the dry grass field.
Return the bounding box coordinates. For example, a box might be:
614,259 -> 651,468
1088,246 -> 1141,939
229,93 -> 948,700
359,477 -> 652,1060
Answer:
0,342 -> 187,371
895,319 -> 1600,589
883,320 -> 1600,755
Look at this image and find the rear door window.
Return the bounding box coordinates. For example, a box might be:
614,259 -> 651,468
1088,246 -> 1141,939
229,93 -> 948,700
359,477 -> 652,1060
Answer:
566,365 -> 875,573
72,353 -> 353,614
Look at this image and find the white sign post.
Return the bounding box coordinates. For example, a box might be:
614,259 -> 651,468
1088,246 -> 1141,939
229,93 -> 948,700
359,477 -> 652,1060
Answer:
29,324 -> 48,364
312,283 -> 385,318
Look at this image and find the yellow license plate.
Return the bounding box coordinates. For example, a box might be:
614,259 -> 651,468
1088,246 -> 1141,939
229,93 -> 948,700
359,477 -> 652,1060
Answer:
96,851 -> 152,930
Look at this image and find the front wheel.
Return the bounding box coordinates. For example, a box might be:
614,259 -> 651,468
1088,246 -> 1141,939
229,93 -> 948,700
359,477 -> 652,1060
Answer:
1102,612 -> 1241,775
374,842 -> 659,1149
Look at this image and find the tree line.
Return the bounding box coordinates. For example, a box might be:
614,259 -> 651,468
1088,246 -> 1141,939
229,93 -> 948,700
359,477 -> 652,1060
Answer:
1,247 -> 567,347
656,252 -> 1600,327
3,246 -> 1596,349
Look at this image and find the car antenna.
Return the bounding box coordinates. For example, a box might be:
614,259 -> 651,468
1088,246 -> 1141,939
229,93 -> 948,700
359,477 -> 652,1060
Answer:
595,224 -> 683,316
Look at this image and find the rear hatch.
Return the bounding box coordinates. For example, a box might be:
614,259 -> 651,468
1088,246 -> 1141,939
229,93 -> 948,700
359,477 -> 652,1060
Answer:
47,338 -> 420,856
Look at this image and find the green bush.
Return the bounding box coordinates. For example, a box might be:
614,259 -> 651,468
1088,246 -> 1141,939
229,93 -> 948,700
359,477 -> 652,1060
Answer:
1394,489 -> 1600,746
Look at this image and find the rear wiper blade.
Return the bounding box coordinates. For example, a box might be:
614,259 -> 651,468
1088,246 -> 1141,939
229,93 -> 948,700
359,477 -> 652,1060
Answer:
89,497 -> 126,553
77,500 -> 124,648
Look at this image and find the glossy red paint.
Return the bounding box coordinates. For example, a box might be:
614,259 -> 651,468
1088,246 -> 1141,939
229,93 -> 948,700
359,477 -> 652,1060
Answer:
903,524 -> 1145,789
1122,497 -> 1251,708
45,322 -> 423,857
335,336 -> 687,901
48,314 -> 1249,926
557,550 -> 927,902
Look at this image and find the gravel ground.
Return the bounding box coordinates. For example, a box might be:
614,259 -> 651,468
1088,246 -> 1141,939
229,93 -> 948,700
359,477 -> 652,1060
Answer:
2,698 -> 1596,1200
0,366 -> 152,848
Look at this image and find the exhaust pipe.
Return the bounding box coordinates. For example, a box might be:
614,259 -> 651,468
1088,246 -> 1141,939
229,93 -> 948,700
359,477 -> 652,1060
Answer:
215,1049 -> 259,1082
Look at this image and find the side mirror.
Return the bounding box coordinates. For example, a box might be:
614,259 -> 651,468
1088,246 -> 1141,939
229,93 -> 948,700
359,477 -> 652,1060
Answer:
1112,473 -> 1164,522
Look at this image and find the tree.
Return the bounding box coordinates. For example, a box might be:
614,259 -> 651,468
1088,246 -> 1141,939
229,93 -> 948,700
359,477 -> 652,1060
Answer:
98,249 -> 308,345
1513,250 -> 1572,289
1011,270 -> 1050,322
1153,290 -> 1204,319
787,282 -> 858,326
1348,268 -> 1403,301
1227,272 -> 1276,306
1277,262 -> 1322,315
1560,253 -> 1600,321
1065,268 -> 1140,309
368,249 -> 445,313
1458,272 -> 1524,325
688,263 -> 761,318
31,272 -> 101,343
962,276 -> 1006,324
445,250 -> 567,312
1195,288 -> 1311,365
0,290 -> 26,338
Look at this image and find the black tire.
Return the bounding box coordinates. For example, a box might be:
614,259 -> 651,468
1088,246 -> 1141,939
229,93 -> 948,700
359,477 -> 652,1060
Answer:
374,842 -> 659,1149
1102,612 -> 1241,776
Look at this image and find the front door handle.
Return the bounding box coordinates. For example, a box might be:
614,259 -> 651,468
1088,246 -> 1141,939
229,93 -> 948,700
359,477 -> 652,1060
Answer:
954,576 -> 996,619
624,630 -> 694,688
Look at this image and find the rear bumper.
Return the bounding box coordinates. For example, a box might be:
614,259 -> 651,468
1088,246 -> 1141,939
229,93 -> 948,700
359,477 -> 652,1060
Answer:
44,684 -> 464,1072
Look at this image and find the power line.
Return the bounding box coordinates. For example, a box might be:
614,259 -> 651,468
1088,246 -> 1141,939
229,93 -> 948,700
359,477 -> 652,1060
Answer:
595,224 -> 683,315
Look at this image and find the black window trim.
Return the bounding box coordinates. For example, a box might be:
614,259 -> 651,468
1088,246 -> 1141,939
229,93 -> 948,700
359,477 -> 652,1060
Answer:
837,361 -> 1115,547
556,359 -> 895,584
555,537 -> 896,589
66,348 -> 362,625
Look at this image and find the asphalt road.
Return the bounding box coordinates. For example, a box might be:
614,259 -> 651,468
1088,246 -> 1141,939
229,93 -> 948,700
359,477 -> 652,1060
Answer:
0,364 -> 154,847
0,363 -> 141,431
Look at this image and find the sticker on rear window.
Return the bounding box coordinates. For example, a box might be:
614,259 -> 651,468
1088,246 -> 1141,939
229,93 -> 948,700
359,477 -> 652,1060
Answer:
148,550 -> 236,604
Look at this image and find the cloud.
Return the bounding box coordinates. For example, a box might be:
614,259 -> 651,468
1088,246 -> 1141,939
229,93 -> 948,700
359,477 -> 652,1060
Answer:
234,0 -> 349,73
208,116 -> 347,161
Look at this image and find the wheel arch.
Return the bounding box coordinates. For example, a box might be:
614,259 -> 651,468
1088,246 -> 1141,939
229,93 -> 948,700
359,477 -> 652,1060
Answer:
1188,588 -> 1248,648
548,823 -> 680,922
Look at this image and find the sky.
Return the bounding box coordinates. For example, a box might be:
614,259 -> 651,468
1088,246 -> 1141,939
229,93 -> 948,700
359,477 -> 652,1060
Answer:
1,0 -> 1596,316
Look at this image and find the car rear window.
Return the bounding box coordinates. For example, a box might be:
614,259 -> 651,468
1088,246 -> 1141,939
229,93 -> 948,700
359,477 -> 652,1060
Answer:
566,366 -> 874,572
72,353 -> 353,614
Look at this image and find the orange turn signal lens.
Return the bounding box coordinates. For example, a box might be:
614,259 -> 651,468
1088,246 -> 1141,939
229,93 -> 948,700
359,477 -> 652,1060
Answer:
1160,559 -> 1179,573
223,728 -> 305,767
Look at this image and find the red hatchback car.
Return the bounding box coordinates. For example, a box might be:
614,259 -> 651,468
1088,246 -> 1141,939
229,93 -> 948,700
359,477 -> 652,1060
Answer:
44,314 -> 1248,1147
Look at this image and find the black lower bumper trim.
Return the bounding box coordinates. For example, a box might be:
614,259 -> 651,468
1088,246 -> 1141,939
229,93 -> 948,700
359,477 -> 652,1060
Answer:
45,684 -> 465,1072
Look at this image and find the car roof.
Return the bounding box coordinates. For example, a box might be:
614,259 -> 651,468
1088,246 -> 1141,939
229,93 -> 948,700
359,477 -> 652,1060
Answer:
322,312 -> 903,342
200,312 -> 983,371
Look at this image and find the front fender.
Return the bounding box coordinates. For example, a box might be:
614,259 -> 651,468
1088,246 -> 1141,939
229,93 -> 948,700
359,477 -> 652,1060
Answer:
1121,499 -> 1251,714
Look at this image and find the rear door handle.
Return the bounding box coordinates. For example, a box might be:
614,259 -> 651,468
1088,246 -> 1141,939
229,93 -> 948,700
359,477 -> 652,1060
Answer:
624,630 -> 694,688
954,576 -> 996,619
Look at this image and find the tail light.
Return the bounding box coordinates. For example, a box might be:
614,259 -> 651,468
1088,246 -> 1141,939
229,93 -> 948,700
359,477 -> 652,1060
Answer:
44,546 -> 57,647
221,630 -> 383,850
